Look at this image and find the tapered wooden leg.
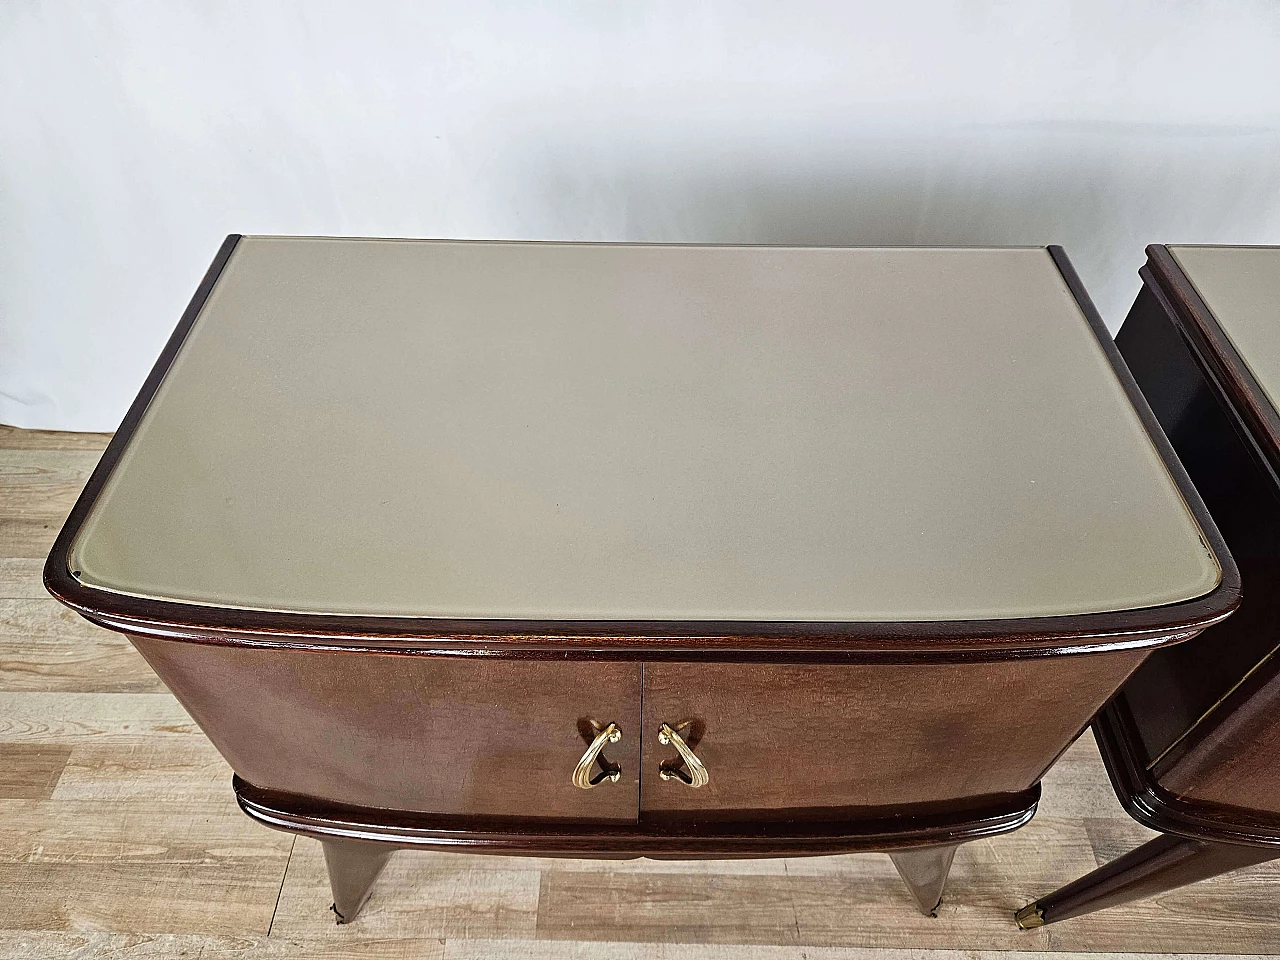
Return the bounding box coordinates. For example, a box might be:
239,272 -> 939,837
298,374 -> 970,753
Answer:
322,838 -> 396,924
890,843 -> 960,916
1016,832 -> 1277,928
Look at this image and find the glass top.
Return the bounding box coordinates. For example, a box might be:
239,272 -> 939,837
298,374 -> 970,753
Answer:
1170,245 -> 1280,420
69,239 -> 1219,622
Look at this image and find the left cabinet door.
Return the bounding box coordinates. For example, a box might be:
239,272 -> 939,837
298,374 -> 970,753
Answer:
130,637 -> 642,822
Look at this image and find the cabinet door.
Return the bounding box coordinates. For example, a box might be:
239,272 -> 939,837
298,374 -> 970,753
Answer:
640,656 -> 1143,818
131,637 -> 642,822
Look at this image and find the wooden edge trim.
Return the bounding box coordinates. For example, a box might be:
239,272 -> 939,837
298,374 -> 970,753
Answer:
66,610 -> 1218,663
44,233 -> 242,611
1092,697 -> 1280,847
1047,246 -> 1238,627
1138,263 -> 1279,488
43,241 -> 1237,659
233,775 -> 1039,855
1143,244 -> 1280,486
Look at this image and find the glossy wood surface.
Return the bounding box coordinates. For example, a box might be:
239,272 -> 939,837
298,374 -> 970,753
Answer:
129,633 -> 1079,852
1019,246 -> 1280,928
889,844 -> 961,916
44,240 -> 1239,658
1144,244 -> 1280,482
1107,248 -> 1280,834
130,636 -> 642,822
1020,833 -> 1277,928
30,243 -> 1244,918
1157,655 -> 1280,811
1112,285 -> 1280,771
323,839 -> 395,923
10,427 -> 1280,956
1130,245 -> 1280,814
1123,278 -> 1280,806
234,775 -> 1039,856
1092,698 -> 1280,848
638,656 -> 1144,817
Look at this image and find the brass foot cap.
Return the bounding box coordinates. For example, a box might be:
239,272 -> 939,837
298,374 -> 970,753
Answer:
1015,902 -> 1045,929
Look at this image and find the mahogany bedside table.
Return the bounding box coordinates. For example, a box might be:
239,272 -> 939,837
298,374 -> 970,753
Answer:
1018,245 -> 1280,928
46,238 -> 1236,923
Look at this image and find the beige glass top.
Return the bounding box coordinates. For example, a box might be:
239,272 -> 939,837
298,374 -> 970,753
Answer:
69,239 -> 1219,622
1169,246 -> 1280,417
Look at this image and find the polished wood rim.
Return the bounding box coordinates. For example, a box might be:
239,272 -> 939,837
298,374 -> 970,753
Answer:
1093,693 -> 1280,847
233,774 -> 1039,856
43,238 -> 1240,660
1082,247 -> 1280,849
1143,245 -> 1280,487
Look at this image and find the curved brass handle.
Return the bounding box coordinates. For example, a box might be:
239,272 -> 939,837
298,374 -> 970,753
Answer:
657,722 -> 709,788
572,722 -> 622,789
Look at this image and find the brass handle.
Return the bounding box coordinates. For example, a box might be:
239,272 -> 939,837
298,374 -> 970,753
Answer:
572,721 -> 622,789
657,722 -> 709,788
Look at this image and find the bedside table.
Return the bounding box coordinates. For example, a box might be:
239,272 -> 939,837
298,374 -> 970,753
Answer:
46,238 -> 1236,922
1018,244 -> 1280,928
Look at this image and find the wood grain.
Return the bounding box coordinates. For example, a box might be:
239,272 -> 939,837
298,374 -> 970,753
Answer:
1038,736 -> 1134,821
0,558 -> 48,598
1112,278 -> 1280,831
0,798 -> 290,864
132,636 -> 644,821
0,744 -> 71,799
270,838 -> 541,941
0,450 -> 102,558
533,815 -> 1280,953
0,692 -> 199,744
0,426 -> 111,450
0,792 -> 291,935
3,427 -> 1278,957
640,657 -> 1142,816
0,932 -> 448,959
52,739 -> 230,802
0,859 -> 289,936
0,599 -> 166,692
446,947 -> 1280,960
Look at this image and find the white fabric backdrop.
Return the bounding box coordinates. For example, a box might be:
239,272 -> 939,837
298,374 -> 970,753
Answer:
3,1 -> 1280,430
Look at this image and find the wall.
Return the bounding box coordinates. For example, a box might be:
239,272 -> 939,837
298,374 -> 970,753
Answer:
3,1 -> 1279,430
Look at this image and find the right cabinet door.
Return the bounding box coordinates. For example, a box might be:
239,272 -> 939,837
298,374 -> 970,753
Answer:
639,656 -> 1144,819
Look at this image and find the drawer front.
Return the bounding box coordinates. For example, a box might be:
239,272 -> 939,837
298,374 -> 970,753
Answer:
640,655 -> 1144,818
131,637 -> 641,822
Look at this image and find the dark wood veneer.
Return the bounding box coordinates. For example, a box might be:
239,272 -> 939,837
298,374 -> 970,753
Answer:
1096,695 -> 1280,848
43,238 -> 1242,921
1142,245 -> 1280,485
130,636 -> 644,822
1020,244 -> 1280,928
639,656 -> 1145,817
1111,284 -> 1280,769
1097,246 -> 1280,845
234,775 -> 1039,857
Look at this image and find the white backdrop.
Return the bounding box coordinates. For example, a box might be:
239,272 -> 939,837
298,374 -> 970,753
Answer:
3,1 -> 1280,430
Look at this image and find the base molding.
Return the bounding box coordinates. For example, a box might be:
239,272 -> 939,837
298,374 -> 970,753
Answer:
234,775 -> 1038,858
1094,701 -> 1280,847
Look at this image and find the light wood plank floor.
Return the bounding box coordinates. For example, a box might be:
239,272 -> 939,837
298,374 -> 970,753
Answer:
0,424 -> 1276,959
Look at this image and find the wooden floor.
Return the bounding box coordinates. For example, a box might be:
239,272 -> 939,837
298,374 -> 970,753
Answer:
0,424 -> 1276,959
